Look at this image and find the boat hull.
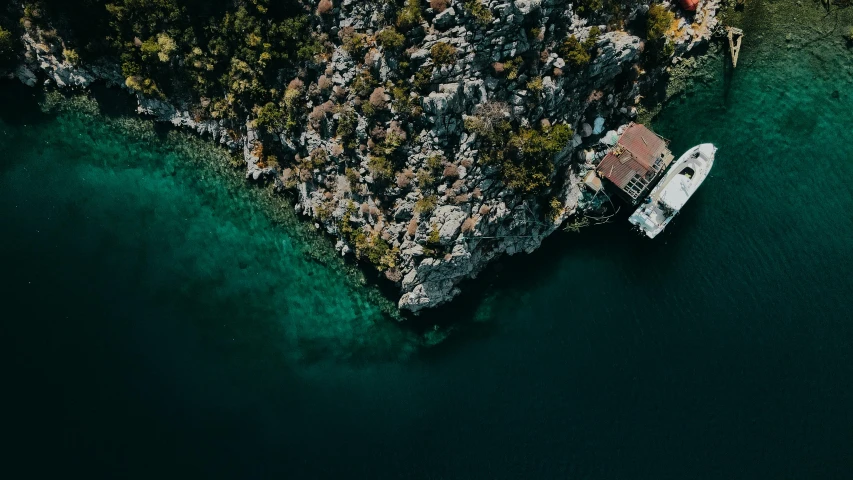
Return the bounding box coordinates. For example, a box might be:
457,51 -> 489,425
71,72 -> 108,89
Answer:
628,143 -> 716,238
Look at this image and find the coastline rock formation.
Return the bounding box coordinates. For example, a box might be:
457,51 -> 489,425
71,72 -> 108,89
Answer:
3,0 -> 718,313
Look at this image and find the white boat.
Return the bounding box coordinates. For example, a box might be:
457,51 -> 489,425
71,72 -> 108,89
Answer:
628,143 -> 716,238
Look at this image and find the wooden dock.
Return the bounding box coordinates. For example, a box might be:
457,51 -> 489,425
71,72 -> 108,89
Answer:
727,27 -> 744,68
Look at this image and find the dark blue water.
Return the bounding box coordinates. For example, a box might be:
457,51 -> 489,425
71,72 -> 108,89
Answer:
3,4 -> 853,478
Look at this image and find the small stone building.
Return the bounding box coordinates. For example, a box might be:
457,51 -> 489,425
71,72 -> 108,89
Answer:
597,123 -> 673,204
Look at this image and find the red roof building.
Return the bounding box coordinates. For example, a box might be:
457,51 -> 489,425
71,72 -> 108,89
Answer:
597,123 -> 673,203
680,0 -> 700,11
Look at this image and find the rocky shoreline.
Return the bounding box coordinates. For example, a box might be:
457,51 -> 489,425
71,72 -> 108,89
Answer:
6,0 -> 719,314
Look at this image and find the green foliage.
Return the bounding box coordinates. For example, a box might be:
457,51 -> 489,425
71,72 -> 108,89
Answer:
355,233 -> 399,271
412,64 -> 434,92
87,0 -> 316,105
396,0 -> 423,32
427,225 -> 440,244
575,0 -> 603,16
503,56 -> 523,80
351,69 -> 377,97
430,41 -> 457,67
548,197 -> 563,222
560,35 -> 590,67
586,26 -> 601,48
336,108 -> 358,149
368,155 -> 394,182
338,201 -> 399,271
414,195 -> 438,215
471,119 -> 572,195
426,154 -> 443,171
416,169 -> 436,188
125,75 -> 163,97
255,102 -> 284,131
559,27 -> 600,68
377,27 -> 405,49
0,26 -> 18,65
63,48 -> 80,65
663,39 -> 675,58
345,169 -> 360,191
463,0 -> 492,25
391,83 -> 422,118
647,4 -> 674,40
526,76 -> 543,94
342,31 -> 368,56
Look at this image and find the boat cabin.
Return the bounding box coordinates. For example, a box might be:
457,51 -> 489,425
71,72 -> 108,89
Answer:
597,123 -> 674,204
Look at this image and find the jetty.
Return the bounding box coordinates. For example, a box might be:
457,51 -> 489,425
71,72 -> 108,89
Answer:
727,27 -> 744,67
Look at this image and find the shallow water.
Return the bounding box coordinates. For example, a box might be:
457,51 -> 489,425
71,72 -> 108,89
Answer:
3,2 -> 853,478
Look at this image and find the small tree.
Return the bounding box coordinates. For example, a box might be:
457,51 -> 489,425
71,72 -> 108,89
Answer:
0,27 -> 15,65
647,4 -> 675,40
377,27 -> 405,49
431,42 -> 457,66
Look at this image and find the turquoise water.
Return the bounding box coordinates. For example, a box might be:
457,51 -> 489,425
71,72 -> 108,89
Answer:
3,3 -> 853,478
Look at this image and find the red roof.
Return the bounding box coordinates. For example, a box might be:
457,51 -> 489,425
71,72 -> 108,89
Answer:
680,0 -> 699,11
598,123 -> 669,190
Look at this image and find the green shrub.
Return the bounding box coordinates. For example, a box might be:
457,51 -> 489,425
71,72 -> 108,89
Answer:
575,0 -> 603,16
125,76 -> 162,97
585,26 -> 601,49
560,35 -> 590,67
0,27 -> 15,65
413,64 -> 434,92
336,109 -> 358,148
417,169 -> 436,188
396,0 -> 423,32
63,48 -> 80,65
255,102 -> 285,131
501,124 -> 572,194
548,197 -> 563,221
368,155 -> 394,182
415,195 -> 438,215
342,32 -> 368,56
647,4 -> 674,40
426,154 -> 443,171
430,42 -> 457,67
526,76 -> 544,94
377,27 -> 405,49
427,225 -> 440,245
352,69 -> 377,97
463,0 -> 493,25
663,39 -> 675,58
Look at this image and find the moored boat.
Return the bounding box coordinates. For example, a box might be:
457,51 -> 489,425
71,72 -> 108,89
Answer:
628,143 -> 716,238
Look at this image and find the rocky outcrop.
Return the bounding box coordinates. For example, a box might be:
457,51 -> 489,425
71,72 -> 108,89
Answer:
15,0 -> 718,314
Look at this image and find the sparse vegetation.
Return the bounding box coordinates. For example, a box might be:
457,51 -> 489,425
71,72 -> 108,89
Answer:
647,4 -> 675,40
415,195 -> 438,215
377,27 -> 405,49
0,26 -> 19,65
463,0 -> 493,25
560,28 -> 599,68
430,42 -> 457,66
397,0 -> 423,32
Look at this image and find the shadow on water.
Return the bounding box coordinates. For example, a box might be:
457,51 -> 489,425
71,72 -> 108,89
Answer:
0,80 -> 49,126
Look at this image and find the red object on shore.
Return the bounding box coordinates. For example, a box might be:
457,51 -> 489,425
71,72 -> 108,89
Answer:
680,0 -> 699,11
